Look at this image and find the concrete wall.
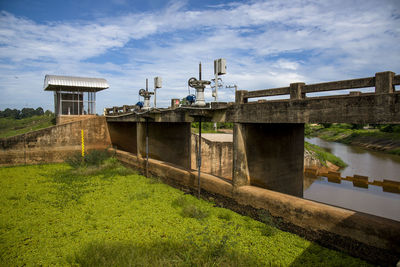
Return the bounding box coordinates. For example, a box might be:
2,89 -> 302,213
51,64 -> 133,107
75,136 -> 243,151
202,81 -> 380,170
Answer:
113,148 -> 400,265
191,133 -> 233,179
0,117 -> 111,166
57,115 -> 97,125
137,122 -> 191,169
107,122 -> 137,154
233,123 -> 304,197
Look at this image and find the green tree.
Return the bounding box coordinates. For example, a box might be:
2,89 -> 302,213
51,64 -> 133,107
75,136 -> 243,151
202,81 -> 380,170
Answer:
44,110 -> 54,116
21,108 -> 35,118
35,107 -> 44,116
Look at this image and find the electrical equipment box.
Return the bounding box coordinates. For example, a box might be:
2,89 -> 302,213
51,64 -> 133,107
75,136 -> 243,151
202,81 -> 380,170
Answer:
171,98 -> 180,108
154,76 -> 162,88
214,58 -> 227,75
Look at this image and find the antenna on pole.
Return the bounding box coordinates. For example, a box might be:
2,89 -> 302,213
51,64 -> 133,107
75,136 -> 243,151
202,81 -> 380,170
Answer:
199,62 -> 202,80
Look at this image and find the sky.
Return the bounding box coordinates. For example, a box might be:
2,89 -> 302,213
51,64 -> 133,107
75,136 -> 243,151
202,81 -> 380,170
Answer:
0,0 -> 399,113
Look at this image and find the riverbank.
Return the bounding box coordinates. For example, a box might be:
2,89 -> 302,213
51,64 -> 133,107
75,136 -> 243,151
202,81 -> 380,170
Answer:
307,124 -> 400,156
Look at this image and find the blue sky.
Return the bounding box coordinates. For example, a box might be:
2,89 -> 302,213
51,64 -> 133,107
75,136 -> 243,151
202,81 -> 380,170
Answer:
0,0 -> 399,113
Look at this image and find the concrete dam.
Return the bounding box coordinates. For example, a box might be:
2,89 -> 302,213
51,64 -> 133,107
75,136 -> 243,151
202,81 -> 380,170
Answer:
1,71 -> 400,264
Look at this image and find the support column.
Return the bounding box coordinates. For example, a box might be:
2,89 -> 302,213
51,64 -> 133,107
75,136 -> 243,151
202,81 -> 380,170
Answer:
375,71 -> 395,94
232,123 -> 250,187
290,82 -> 305,100
235,90 -> 248,104
232,123 -> 304,197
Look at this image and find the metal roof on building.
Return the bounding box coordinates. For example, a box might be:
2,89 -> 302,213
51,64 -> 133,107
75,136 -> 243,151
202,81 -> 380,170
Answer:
43,75 -> 109,92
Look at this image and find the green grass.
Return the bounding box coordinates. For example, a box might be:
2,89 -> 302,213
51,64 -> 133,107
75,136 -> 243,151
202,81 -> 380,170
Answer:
388,148 -> 400,156
0,162 -> 370,266
307,124 -> 400,143
305,141 -> 347,168
0,115 -> 55,138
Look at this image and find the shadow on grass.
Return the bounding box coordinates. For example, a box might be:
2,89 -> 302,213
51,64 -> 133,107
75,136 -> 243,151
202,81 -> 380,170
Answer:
288,242 -> 372,267
69,240 -> 262,267
286,213 -> 399,266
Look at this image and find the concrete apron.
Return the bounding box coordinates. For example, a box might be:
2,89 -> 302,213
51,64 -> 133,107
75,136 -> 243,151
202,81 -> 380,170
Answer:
111,148 -> 400,265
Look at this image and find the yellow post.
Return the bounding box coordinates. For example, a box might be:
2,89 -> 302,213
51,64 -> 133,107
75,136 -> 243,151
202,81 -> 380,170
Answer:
81,129 -> 85,158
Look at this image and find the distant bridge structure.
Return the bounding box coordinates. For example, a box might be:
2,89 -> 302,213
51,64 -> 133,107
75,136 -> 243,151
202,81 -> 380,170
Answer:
105,71 -> 400,198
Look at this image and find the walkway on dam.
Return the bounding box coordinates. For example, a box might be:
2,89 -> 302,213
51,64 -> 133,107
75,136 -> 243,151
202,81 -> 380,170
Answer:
200,133 -> 233,142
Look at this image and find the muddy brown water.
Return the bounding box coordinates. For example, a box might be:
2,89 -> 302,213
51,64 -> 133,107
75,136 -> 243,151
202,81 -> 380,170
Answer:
305,137 -> 400,221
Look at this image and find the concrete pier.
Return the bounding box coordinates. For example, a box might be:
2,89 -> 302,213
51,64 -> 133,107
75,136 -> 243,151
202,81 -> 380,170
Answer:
233,123 -> 304,197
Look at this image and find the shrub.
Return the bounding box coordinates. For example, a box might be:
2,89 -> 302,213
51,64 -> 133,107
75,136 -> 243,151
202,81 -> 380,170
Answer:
321,123 -> 332,128
65,151 -> 84,168
379,124 -> 394,133
84,150 -> 110,166
65,150 -> 111,168
172,195 -> 210,220
181,204 -> 210,220
217,211 -> 232,221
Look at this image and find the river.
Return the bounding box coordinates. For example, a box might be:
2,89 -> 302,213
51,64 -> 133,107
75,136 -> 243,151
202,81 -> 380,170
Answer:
304,137 -> 400,221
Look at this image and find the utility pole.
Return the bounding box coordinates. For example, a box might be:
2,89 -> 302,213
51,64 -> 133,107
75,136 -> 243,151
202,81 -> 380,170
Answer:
213,58 -> 227,132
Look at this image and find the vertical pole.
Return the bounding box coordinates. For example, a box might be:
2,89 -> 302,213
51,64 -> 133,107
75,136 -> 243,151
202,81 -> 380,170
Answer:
94,92 -> 96,115
197,118 -> 202,198
146,118 -> 149,178
199,62 -> 201,80
154,88 -> 156,108
214,72 -> 218,132
78,91 -> 80,115
72,91 -> 75,115
59,91 -> 62,115
81,129 -> 85,163
24,134 -> 26,165
215,73 -> 218,102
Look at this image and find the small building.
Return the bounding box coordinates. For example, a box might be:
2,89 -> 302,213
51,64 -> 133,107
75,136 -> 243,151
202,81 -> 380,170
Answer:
43,75 -> 109,124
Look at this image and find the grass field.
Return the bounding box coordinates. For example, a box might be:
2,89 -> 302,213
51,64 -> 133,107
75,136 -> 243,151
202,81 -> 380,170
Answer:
0,115 -> 55,138
0,160 -> 370,266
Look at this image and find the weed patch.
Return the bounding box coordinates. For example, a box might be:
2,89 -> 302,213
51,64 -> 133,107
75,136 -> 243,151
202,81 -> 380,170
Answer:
65,149 -> 111,169
305,141 -> 347,168
181,204 -> 210,220
217,210 -> 232,221
0,164 -> 371,266
172,195 -> 210,220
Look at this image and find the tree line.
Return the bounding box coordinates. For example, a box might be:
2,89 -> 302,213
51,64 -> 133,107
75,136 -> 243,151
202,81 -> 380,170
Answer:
0,107 -> 54,119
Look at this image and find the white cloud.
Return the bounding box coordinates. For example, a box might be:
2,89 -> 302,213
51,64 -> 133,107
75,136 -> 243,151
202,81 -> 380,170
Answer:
0,0 -> 399,111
